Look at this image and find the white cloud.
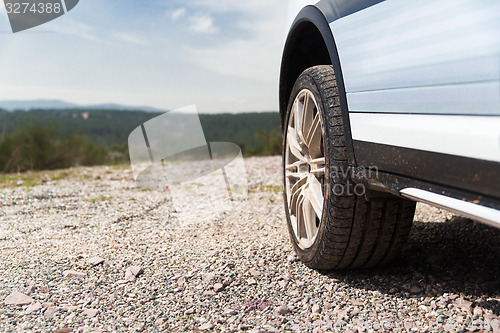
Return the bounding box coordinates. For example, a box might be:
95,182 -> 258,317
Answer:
113,32 -> 147,45
50,19 -> 101,41
187,1 -> 287,83
189,15 -> 218,34
171,7 -> 186,20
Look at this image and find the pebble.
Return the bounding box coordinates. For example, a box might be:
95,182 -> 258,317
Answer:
53,329 -> 73,333
312,304 -> 321,314
83,308 -> 99,318
410,285 -> 423,294
202,273 -> 216,282
276,305 -> 291,315
199,323 -> 215,330
63,270 -> 86,279
26,302 -> 42,313
4,291 -> 34,306
214,283 -> 225,292
248,278 -> 257,285
224,308 -> 237,316
124,266 -> 144,281
43,306 -> 58,318
87,257 -> 105,266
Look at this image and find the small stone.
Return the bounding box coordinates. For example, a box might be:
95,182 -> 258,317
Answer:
87,257 -> 105,266
116,279 -> 131,285
410,285 -> 423,294
473,307 -> 483,316
171,274 -> 182,281
214,283 -> 225,292
350,299 -> 363,306
26,302 -> 42,313
82,308 -> 99,318
125,266 -> 143,281
63,270 -> 86,279
177,277 -> 186,286
42,302 -> 55,308
275,305 -> 291,315
224,308 -> 237,316
4,291 -> 34,306
53,329 -> 72,333
312,304 -> 321,314
27,281 -> 36,292
203,290 -> 216,296
202,273 -> 216,282
199,323 -> 214,330
44,306 -> 58,318
248,278 -> 257,285
249,268 -> 260,277
278,280 -> 288,288
453,298 -> 473,313
184,308 -> 195,315
287,255 -> 298,263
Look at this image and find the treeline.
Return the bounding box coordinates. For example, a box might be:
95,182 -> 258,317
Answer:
0,109 -> 282,172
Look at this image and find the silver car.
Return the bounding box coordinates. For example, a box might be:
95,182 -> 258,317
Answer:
280,0 -> 500,269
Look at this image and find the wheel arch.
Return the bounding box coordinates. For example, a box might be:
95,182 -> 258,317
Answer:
279,5 -> 356,166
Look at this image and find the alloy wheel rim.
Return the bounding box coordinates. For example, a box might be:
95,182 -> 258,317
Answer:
285,89 -> 326,249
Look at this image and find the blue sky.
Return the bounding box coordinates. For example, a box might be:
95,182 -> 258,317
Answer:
0,0 -> 288,112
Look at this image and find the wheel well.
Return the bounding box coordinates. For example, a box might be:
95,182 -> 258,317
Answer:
279,21 -> 332,129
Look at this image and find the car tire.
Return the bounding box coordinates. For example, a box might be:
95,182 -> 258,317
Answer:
283,65 -> 416,270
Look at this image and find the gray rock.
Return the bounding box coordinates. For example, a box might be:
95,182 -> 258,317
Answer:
199,323 -> 214,330
473,307 -> 483,316
44,306 -> 58,318
248,278 -> 257,286
4,291 -> 34,306
202,273 -> 216,282
223,308 -> 237,316
125,266 -> 144,281
214,283 -> 225,292
87,257 -> 105,266
63,270 -> 86,279
249,269 -> 261,277
26,302 -> 42,313
410,285 -> 423,294
453,298 -> 473,313
275,305 -> 291,315
82,308 -> 99,318
312,304 -> 321,314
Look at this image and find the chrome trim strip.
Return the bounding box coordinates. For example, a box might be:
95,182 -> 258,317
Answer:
400,188 -> 500,229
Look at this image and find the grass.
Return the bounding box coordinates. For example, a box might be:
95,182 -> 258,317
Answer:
0,168 -> 82,189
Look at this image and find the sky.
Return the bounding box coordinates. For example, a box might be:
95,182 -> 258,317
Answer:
0,0 -> 288,113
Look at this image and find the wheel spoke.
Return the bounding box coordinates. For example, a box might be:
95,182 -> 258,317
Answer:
287,127 -> 306,162
289,176 -> 308,214
285,89 -> 326,249
308,176 -> 324,220
306,113 -> 322,158
286,170 -> 306,179
302,93 -> 314,143
294,96 -> 307,144
301,193 -> 317,242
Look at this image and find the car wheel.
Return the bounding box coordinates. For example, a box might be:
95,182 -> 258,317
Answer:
283,65 -> 416,270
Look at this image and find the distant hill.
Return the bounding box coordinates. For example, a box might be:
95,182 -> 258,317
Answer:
0,109 -> 281,155
0,99 -> 165,113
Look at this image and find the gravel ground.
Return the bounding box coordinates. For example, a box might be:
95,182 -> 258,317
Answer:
0,156 -> 499,332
